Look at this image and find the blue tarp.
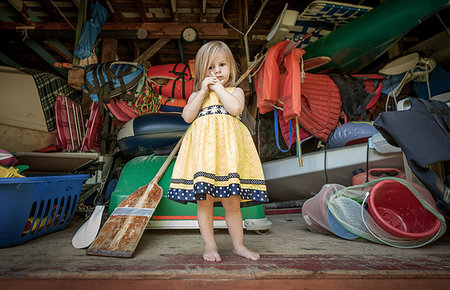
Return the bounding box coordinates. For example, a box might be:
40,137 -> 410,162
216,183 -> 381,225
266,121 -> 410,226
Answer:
74,2 -> 108,59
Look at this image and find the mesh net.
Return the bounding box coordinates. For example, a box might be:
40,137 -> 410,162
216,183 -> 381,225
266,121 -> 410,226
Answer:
327,177 -> 447,248
302,184 -> 346,235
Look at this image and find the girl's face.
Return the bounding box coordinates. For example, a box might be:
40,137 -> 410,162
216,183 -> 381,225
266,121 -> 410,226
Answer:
206,51 -> 230,85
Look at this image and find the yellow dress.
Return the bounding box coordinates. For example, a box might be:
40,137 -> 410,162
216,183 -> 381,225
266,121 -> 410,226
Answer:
168,87 -> 268,207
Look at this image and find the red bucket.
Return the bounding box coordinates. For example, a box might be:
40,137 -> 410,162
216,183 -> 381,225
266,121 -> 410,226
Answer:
368,179 -> 441,239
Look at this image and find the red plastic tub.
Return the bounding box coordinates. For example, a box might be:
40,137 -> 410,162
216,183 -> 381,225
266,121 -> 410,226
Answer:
368,179 -> 441,239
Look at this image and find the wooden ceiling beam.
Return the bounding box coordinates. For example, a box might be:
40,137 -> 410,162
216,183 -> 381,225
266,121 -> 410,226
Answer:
7,0 -> 33,24
134,36 -> 171,63
136,0 -> 147,22
71,0 -> 80,9
105,0 -> 125,23
200,0 -> 207,22
23,39 -> 67,77
40,0 -> 66,22
1,22 -> 241,39
3,2 -> 70,75
43,39 -> 73,62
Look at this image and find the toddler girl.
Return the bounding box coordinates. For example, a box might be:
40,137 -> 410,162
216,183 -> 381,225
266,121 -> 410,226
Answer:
168,41 -> 268,262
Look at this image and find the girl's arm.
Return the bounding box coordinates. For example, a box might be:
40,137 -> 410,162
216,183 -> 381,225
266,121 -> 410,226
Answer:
210,83 -> 245,116
181,76 -> 216,123
181,90 -> 207,123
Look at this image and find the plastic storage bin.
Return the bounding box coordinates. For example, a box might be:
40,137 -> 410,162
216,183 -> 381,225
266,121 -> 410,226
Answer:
0,174 -> 89,248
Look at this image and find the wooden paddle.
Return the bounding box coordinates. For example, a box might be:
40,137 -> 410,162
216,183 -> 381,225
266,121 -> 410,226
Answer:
86,135 -> 184,258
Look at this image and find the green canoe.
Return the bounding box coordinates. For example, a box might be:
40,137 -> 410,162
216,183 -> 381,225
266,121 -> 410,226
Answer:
303,0 -> 450,73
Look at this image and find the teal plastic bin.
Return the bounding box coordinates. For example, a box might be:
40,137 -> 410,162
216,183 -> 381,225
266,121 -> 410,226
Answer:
109,155 -> 271,231
0,174 -> 89,248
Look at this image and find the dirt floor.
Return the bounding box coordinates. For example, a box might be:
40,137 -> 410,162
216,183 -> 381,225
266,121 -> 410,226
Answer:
1,211 -> 450,289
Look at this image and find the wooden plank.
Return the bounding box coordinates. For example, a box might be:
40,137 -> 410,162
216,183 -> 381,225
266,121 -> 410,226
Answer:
43,39 -> 73,62
0,22 -> 241,39
134,36 -> 171,63
23,39 -> 67,77
101,38 -> 118,62
2,278 -> 450,290
40,0 -> 66,22
136,0 -> 147,22
7,0 -> 33,24
105,0 -> 125,22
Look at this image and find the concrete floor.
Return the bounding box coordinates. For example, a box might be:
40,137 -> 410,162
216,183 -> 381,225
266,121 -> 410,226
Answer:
1,211 -> 450,289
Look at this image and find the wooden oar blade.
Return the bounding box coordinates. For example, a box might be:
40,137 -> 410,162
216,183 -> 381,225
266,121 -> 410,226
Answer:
86,215 -> 151,257
86,182 -> 163,258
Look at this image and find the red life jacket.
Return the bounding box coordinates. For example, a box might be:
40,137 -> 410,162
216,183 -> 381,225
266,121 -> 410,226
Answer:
277,74 -> 341,144
299,73 -> 342,142
147,60 -> 194,99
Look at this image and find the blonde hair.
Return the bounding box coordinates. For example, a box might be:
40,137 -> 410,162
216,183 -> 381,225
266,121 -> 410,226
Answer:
193,41 -> 237,91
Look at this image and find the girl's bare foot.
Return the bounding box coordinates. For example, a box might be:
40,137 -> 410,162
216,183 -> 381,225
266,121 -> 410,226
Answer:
203,246 -> 221,262
233,245 -> 260,261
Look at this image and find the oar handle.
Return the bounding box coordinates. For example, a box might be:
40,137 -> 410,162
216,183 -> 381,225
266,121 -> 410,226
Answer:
153,133 -> 185,182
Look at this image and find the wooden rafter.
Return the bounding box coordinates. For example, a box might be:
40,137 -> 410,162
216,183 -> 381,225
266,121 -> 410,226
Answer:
71,0 -> 80,9
136,0 -> 147,22
0,22 -> 241,39
124,40 -> 138,59
4,0 -> 71,75
7,0 -> 32,24
104,0 -> 125,23
134,36 -> 172,63
171,0 -> 178,22
200,0 -> 207,22
43,39 -> 73,62
23,39 -> 67,77
40,0 -> 66,22
170,0 -> 177,13
101,38 -> 117,62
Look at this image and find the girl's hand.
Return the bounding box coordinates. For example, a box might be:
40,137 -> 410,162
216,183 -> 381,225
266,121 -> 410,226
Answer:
200,76 -> 216,93
208,72 -> 224,91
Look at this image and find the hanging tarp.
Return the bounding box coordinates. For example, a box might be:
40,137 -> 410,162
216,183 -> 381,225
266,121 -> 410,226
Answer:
74,2 -> 108,59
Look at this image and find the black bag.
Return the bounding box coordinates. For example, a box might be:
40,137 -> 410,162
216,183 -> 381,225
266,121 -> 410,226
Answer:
374,98 -> 450,219
330,74 -> 383,120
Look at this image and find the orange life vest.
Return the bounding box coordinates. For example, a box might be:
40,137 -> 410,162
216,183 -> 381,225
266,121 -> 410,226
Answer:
256,43 -> 340,144
278,48 -> 305,121
255,40 -> 290,114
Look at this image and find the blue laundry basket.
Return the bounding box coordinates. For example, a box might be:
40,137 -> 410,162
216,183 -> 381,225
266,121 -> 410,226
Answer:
0,174 -> 89,248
